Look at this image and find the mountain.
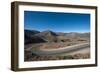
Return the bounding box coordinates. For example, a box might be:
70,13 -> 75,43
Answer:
25,30 -> 40,37
24,29 -> 90,44
25,30 -> 46,44
34,30 -> 58,42
65,32 -> 90,38
36,30 -> 58,36
56,32 -> 66,36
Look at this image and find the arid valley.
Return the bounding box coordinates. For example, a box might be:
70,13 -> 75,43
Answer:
24,29 -> 90,61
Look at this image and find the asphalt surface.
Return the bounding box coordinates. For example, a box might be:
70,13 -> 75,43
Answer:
31,43 -> 90,56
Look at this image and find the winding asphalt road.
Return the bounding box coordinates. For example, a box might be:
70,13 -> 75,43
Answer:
31,43 -> 90,56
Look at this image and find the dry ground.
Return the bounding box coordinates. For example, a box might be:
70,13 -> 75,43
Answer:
24,39 -> 90,61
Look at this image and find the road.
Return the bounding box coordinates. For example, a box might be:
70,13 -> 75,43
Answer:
31,43 -> 90,56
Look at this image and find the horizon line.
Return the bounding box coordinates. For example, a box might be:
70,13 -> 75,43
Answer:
24,28 -> 90,33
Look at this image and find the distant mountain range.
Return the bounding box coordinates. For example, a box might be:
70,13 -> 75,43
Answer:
25,29 -> 90,44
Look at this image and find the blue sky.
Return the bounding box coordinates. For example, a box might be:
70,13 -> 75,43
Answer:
24,11 -> 90,33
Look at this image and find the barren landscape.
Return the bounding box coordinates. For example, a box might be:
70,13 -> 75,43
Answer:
24,30 -> 90,61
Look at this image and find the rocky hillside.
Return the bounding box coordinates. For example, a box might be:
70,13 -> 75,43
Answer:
25,30 -> 45,44
25,29 -> 90,44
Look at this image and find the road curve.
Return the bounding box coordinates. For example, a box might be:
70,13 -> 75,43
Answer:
31,43 -> 90,56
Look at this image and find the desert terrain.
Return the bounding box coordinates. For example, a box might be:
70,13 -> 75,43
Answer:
24,30 -> 90,61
